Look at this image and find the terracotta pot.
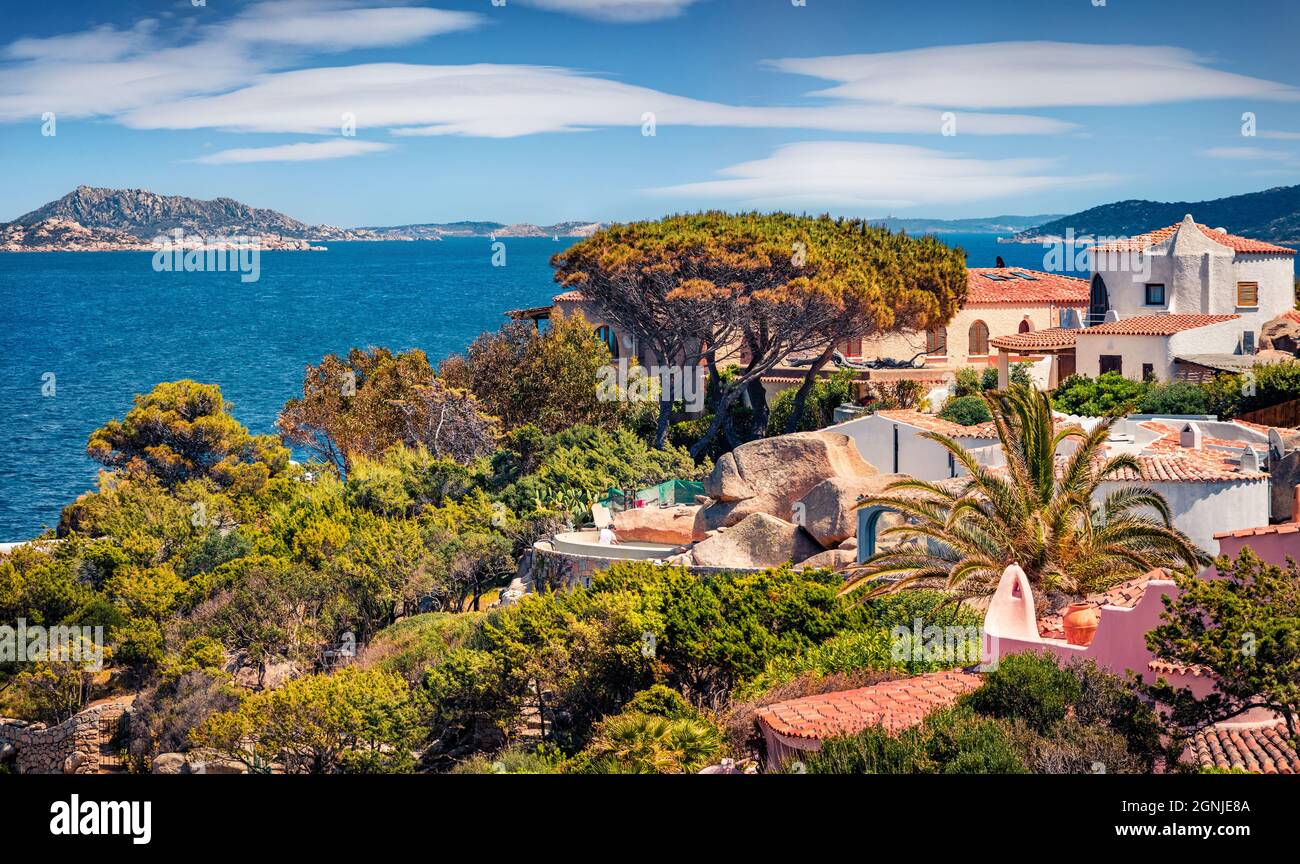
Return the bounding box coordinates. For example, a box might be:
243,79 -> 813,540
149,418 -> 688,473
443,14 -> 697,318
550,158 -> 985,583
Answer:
1062,602 -> 1101,647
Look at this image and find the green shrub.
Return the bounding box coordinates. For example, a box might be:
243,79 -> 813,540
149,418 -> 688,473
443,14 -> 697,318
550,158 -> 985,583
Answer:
451,744 -> 567,774
1203,360 -> 1300,418
1137,381 -> 1211,415
767,369 -> 856,435
938,395 -> 992,426
962,652 -> 1080,735
623,685 -> 702,721
569,711 -> 726,774
1052,372 -> 1148,416
800,706 -> 1027,774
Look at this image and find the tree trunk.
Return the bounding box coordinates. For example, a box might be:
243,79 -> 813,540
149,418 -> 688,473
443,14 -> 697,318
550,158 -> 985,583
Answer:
746,377 -> 769,439
784,345 -> 835,434
690,383 -> 744,459
653,398 -> 673,449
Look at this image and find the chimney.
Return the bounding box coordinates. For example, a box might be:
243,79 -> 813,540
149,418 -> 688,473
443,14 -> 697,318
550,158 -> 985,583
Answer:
1179,423 -> 1203,449
1293,484 -> 1300,524
1239,446 -> 1260,473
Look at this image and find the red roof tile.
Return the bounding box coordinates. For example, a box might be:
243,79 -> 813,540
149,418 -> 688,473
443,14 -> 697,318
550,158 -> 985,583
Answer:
1091,222 -> 1296,256
552,289 -> 589,302
1079,314 -> 1239,337
1193,723 -> 1300,774
1213,522 -> 1300,540
1108,452 -> 1266,483
756,670 -> 982,740
988,328 -> 1078,351
965,269 -> 1090,304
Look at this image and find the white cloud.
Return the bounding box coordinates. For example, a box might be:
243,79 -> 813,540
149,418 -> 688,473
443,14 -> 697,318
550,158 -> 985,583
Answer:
193,139 -> 392,164
118,63 -> 1070,137
515,0 -> 702,22
1259,130 -> 1300,140
769,42 -> 1299,109
648,141 -> 1113,209
1203,146 -> 1295,161
223,1 -> 480,49
0,1 -> 482,121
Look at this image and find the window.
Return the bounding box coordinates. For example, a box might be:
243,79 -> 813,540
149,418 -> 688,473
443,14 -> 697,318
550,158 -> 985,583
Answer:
926,326 -> 947,356
1019,319 -> 1032,333
594,325 -> 618,358
1242,330 -> 1256,355
1237,282 -> 1259,308
967,320 -> 989,356
1142,364 -> 1155,382
1144,283 -> 1166,306
1099,355 -> 1123,376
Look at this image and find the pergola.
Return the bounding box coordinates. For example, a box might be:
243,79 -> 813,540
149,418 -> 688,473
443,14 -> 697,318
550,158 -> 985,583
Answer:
988,328 -> 1079,389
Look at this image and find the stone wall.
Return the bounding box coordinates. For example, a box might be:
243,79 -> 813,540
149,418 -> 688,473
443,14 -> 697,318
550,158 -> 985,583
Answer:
0,702 -> 128,775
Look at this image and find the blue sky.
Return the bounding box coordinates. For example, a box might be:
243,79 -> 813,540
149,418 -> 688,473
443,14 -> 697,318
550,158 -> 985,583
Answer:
2,0 -> 1299,226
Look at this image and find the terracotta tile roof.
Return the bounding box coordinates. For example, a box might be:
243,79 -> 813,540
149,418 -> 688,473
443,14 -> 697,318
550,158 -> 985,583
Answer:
1148,658 -> 1210,677
1193,723 -> 1300,774
756,670 -> 982,740
1214,522 -> 1300,540
874,409 -> 998,439
1091,222 -> 1296,256
965,269 -> 1090,304
552,289 -> 589,302
988,328 -> 1078,351
1078,314 -> 1239,337
1109,452 -> 1266,483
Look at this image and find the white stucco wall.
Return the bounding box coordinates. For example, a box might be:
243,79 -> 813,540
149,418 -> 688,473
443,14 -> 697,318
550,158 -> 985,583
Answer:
828,414 -> 997,479
1092,220 -> 1293,341
1074,318 -> 1243,381
1095,478 -> 1269,555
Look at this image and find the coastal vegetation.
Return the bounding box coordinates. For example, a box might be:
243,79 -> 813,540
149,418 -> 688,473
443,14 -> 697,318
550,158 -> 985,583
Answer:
1053,360 -> 1300,418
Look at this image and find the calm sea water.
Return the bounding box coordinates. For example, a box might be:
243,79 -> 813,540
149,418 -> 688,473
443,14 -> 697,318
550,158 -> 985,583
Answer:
0,233 -> 1100,539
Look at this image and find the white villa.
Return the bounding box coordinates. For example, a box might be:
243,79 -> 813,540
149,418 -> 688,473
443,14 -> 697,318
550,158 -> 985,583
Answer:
991,216 -> 1296,386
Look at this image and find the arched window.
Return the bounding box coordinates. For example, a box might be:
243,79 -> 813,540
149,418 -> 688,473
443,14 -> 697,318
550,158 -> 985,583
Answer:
1088,274 -> 1110,326
594,325 -> 618,358
925,326 -> 947,356
968,320 -> 989,356
1018,318 -> 1032,333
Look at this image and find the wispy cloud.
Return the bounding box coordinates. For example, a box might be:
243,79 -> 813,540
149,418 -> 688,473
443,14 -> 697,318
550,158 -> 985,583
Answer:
515,0 -> 704,22
122,63 -> 1070,138
1203,146 -> 1297,164
1259,130 -> 1300,140
769,42 -> 1299,109
648,141 -> 1114,209
193,139 -> 392,164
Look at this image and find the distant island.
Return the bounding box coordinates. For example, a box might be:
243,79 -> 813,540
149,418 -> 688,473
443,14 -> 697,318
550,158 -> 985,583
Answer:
0,186 -> 608,251
866,214 -> 1062,234
1008,184 -> 1300,245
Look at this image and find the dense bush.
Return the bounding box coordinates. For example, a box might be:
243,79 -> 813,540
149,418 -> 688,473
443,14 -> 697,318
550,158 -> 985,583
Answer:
801,706 -> 1027,774
1137,380 -> 1211,415
937,395 -> 993,426
1051,372 -> 1148,416
1202,360 -> 1300,418
963,652 -> 1080,735
767,369 -> 856,435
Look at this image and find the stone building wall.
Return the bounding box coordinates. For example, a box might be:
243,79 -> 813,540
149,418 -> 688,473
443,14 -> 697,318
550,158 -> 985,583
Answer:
0,702 -> 128,774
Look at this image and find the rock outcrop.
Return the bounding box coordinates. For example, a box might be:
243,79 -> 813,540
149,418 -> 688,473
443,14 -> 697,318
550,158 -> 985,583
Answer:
694,431 -> 878,539
1260,312 -> 1300,356
687,513 -> 823,569
794,474 -> 907,547
795,547 -> 858,572
613,504 -> 698,545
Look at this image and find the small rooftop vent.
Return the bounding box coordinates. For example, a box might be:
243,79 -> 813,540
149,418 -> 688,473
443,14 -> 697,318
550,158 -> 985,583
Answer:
1179,423 -> 1203,450
1240,446 -> 1261,473
1059,307 -> 1081,329
1103,309 -> 1121,324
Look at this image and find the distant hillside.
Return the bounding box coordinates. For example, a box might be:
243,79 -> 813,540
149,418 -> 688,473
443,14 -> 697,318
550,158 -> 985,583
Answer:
1010,185 -> 1300,244
11,185 -> 368,241
361,220 -> 608,239
1,187 -> 607,250
869,214 -> 1062,234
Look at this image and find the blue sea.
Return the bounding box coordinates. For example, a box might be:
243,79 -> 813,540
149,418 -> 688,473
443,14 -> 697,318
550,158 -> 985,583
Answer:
0,233 -> 1096,539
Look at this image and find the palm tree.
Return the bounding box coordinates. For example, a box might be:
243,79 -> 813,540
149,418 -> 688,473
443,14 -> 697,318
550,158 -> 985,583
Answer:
842,385 -> 1206,603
